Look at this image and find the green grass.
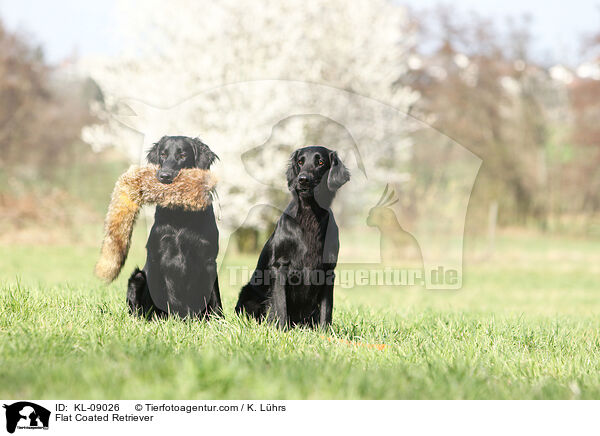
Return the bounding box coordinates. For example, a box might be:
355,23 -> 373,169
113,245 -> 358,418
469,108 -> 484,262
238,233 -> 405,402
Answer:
1,231 -> 600,399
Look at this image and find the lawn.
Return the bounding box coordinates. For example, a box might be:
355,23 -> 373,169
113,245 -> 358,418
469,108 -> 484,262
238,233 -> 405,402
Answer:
1,229 -> 599,399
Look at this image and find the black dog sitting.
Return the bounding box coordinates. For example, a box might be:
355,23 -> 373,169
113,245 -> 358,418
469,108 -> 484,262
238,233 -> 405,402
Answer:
127,136 -> 222,319
235,146 -> 350,328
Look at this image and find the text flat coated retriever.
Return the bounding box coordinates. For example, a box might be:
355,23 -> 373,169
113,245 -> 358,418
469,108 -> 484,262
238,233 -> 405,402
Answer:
235,146 -> 350,328
127,136 -> 222,319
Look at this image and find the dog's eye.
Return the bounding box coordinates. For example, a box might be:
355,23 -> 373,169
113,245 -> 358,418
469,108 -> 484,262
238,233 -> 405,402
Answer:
318,159 -> 324,166
179,152 -> 187,159
160,152 -> 167,158
298,158 -> 305,166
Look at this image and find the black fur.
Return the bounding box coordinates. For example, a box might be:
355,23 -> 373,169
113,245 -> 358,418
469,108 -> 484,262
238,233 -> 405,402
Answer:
235,146 -> 350,328
127,136 -> 222,319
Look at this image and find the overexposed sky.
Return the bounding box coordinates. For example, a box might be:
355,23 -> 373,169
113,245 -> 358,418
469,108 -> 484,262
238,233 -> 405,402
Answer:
0,0 -> 598,66
0,0 -> 119,62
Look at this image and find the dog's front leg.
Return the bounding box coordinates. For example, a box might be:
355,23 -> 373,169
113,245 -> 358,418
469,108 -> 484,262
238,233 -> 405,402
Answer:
318,282 -> 334,328
205,276 -> 223,318
316,267 -> 335,328
267,265 -> 288,329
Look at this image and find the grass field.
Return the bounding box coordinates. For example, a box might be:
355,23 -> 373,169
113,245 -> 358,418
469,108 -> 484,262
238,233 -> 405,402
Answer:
1,229 -> 599,399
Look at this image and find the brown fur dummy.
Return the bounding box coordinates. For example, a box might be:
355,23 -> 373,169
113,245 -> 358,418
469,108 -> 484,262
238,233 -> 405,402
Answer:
95,165 -> 217,283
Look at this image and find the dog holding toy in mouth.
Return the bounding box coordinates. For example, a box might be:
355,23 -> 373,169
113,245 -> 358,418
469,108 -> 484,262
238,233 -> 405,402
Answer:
95,135 -> 222,319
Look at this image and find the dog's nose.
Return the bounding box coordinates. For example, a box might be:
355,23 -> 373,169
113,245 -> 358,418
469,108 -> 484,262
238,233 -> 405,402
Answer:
298,174 -> 309,186
158,172 -> 173,184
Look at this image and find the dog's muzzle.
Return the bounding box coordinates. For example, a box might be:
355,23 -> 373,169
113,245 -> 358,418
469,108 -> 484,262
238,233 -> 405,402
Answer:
297,173 -> 315,190
157,170 -> 177,184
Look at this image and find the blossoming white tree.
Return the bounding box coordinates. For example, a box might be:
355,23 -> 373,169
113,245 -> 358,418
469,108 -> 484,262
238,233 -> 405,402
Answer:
81,0 -> 419,231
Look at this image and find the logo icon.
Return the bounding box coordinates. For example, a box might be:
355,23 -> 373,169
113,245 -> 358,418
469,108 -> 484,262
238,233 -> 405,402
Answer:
2,402 -> 50,434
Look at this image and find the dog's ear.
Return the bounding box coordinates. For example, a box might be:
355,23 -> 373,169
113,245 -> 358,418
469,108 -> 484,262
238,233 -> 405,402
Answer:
190,137 -> 219,169
286,150 -> 300,190
327,151 -> 350,191
146,136 -> 166,164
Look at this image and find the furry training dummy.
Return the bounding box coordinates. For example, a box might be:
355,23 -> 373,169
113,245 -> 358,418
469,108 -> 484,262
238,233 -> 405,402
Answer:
95,164 -> 217,283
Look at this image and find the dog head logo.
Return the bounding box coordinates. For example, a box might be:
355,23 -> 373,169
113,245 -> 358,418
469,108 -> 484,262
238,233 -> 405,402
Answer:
2,402 -> 50,434
101,81 -> 481,290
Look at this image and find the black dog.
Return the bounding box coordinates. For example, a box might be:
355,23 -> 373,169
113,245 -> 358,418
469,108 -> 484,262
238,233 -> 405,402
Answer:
127,136 -> 222,319
235,146 -> 350,328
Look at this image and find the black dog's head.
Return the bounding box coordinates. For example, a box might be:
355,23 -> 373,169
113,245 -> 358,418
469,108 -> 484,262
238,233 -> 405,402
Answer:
146,136 -> 218,184
286,146 -> 350,199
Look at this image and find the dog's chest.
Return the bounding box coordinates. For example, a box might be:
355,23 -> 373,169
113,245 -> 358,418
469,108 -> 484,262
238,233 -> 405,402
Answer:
295,207 -> 328,266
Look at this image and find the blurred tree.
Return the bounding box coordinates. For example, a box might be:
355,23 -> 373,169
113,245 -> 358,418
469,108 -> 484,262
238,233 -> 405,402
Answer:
569,31 -> 600,214
0,20 -> 105,241
0,21 -> 95,182
0,22 -> 48,174
402,7 -> 554,228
